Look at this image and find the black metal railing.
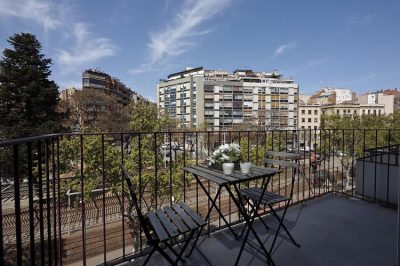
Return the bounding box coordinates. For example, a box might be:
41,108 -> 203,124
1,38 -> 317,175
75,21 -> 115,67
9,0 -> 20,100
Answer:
355,144 -> 400,207
0,129 -> 399,265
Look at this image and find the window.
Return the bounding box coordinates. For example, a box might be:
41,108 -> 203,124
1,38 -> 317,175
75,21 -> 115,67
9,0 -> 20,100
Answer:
314,126 -> 318,129
336,110 -> 340,114
308,110 -> 311,115
314,118 -> 318,123
301,110 -> 305,115
204,85 -> 214,92
205,102 -> 214,109
301,118 -> 305,122
223,86 -> 232,92
314,110 -> 318,115
301,126 -> 305,129
308,118 -> 311,122
308,126 -> 311,129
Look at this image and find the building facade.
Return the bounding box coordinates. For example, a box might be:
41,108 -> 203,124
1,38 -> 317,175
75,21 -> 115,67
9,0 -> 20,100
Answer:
82,69 -> 133,106
321,104 -> 385,117
157,67 -> 299,130
298,104 -> 321,129
60,69 -> 148,131
358,89 -> 400,115
310,87 -> 354,105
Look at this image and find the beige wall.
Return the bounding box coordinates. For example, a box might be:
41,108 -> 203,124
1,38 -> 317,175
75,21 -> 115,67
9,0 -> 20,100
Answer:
298,105 -> 321,129
321,104 -> 385,117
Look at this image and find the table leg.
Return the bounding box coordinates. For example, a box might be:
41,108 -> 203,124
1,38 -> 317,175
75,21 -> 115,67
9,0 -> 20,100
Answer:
193,175 -> 239,237
227,182 -> 275,266
187,175 -> 238,257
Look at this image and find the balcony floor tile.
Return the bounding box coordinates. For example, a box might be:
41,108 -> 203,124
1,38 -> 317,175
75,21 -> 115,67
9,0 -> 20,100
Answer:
122,194 -> 396,266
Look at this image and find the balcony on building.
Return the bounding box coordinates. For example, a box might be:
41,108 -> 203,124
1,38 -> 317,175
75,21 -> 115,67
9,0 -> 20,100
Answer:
0,129 -> 398,266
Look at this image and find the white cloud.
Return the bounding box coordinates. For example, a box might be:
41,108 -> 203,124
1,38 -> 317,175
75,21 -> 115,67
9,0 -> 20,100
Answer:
131,0 -> 232,74
334,73 -> 377,87
304,58 -> 330,69
346,14 -> 375,25
274,41 -> 297,56
0,0 -> 61,30
56,23 -> 117,73
0,0 -> 116,73
291,58 -> 330,74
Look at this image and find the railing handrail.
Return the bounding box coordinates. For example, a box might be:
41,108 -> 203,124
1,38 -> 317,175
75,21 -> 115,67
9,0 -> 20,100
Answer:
364,144 -> 400,153
2,128 -> 400,146
0,134 -> 60,147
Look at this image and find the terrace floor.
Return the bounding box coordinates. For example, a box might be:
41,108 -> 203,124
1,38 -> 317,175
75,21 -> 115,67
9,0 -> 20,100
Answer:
122,194 -> 397,266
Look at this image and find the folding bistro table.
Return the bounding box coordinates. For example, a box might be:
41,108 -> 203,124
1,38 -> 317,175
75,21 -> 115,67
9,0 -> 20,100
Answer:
183,165 -> 279,266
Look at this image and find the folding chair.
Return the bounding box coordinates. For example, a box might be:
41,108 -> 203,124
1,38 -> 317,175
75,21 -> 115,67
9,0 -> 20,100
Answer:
122,165 -> 206,265
239,151 -> 301,255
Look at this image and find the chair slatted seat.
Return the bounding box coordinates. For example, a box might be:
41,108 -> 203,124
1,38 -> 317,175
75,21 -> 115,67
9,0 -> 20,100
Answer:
122,165 -> 206,265
238,151 -> 301,257
240,187 -> 290,205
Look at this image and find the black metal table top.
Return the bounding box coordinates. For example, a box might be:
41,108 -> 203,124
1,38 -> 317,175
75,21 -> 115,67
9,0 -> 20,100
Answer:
184,165 -> 279,186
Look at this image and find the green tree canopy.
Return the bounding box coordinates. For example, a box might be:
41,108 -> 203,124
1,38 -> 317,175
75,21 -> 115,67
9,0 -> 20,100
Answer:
128,101 -> 176,132
0,33 -> 63,138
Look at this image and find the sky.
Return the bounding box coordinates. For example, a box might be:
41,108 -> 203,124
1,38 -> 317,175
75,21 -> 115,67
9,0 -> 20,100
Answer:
0,0 -> 399,101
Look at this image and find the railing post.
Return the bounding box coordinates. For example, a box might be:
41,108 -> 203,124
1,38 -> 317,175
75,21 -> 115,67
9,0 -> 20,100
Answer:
397,146 -> 400,266
13,144 -> 22,266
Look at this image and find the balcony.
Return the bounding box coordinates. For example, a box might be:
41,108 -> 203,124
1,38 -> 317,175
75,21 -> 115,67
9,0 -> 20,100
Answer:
0,129 -> 398,265
125,195 -> 396,266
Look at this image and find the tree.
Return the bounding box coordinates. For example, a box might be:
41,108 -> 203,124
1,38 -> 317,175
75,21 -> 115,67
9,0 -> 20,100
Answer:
320,113 -> 400,188
128,101 -> 176,132
58,133 -> 121,200
59,88 -> 130,132
0,33 -> 63,139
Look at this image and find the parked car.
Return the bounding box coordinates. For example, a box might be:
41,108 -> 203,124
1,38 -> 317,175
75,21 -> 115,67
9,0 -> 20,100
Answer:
299,146 -> 310,152
336,151 -> 347,156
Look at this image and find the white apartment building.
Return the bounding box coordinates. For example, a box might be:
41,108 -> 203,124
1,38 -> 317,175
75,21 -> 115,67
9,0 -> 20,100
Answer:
157,67 -> 299,130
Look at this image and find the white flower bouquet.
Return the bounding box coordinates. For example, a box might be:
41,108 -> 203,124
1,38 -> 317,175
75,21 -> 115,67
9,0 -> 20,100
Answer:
209,143 -> 241,164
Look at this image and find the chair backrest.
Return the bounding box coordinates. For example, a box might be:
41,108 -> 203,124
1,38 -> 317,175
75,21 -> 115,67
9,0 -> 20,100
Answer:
121,165 -> 153,241
264,151 -> 300,199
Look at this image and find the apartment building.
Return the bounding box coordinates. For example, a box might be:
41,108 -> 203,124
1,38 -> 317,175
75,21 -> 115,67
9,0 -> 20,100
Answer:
298,104 -> 321,129
310,87 -> 355,105
358,89 -> 400,114
157,67 -> 299,130
82,69 -> 133,106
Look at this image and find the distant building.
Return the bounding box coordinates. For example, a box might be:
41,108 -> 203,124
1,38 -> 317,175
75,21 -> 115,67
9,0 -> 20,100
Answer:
310,87 -> 355,105
358,89 -> 400,115
157,67 -> 299,130
321,103 -> 385,117
299,94 -> 312,105
82,69 -> 133,106
298,104 -> 321,130
60,87 -> 78,103
60,69 -> 148,131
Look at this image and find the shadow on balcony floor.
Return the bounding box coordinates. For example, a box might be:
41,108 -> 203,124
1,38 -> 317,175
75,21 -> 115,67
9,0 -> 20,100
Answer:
122,194 -> 396,266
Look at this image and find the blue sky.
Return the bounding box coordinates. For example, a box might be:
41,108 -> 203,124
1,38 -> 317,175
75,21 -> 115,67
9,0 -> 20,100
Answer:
0,0 -> 399,100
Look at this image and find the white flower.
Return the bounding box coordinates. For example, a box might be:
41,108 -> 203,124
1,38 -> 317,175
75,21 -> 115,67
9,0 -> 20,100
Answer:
208,142 -> 241,164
